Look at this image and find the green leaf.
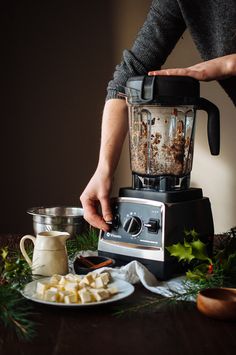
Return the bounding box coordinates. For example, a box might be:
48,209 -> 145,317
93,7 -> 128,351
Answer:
190,239 -> 212,263
186,263 -> 209,281
1,248 -> 8,260
166,242 -> 195,263
184,229 -> 199,240
186,269 -> 203,281
184,239 -> 191,248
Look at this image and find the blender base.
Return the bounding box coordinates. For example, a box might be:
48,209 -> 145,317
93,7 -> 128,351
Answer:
98,191 -> 214,280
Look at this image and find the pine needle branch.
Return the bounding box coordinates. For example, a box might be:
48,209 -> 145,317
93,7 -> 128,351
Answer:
66,227 -> 99,258
113,268 -> 229,317
0,285 -> 37,341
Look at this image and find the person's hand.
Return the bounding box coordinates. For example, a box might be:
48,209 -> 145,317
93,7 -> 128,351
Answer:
80,169 -> 113,232
148,54 -> 236,81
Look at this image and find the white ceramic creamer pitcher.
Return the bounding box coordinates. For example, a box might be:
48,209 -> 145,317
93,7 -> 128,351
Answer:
20,231 -> 70,276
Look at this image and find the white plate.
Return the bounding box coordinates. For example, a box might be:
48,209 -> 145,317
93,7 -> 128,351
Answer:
21,277 -> 135,307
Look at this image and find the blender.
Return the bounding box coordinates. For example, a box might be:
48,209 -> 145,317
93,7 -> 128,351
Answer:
98,75 -> 220,280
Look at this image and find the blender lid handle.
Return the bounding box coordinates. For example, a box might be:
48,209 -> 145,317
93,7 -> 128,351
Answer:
198,97 -> 220,155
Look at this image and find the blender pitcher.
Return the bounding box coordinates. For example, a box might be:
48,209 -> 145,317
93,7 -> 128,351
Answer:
125,75 -> 220,191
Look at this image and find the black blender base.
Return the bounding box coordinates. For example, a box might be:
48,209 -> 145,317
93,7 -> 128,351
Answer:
98,250 -> 184,281
98,193 -> 214,280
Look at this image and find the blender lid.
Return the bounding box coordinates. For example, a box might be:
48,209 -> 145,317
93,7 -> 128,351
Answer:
125,75 -> 200,105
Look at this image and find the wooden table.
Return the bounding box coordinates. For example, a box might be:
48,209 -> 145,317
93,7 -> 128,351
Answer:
1,234 -> 236,355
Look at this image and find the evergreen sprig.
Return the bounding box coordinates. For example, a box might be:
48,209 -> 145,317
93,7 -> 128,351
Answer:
114,287 -> 196,317
113,273 -> 227,317
0,284 -> 36,341
0,246 -> 32,290
0,245 -> 36,341
66,227 -> 99,258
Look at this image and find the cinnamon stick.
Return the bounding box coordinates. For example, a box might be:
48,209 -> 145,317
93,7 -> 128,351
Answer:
90,259 -> 113,269
79,255 -> 95,267
78,255 -> 113,269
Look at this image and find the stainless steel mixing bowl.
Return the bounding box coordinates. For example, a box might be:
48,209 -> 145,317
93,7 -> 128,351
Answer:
27,206 -> 89,238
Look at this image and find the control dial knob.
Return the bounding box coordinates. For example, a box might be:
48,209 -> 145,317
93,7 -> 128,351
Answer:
123,216 -> 142,236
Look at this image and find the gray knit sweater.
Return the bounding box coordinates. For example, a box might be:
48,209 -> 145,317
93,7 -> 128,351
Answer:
106,0 -> 236,105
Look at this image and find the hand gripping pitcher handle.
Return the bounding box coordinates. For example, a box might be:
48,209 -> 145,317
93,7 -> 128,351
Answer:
198,97 -> 220,155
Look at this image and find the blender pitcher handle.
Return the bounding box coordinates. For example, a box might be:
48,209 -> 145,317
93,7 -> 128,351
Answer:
198,97 -> 220,155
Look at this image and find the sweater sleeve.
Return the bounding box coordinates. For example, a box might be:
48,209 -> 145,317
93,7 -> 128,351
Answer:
106,0 -> 186,100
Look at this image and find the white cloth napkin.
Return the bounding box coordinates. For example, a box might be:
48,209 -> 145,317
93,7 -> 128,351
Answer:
97,260 -> 187,298
72,251 -> 187,298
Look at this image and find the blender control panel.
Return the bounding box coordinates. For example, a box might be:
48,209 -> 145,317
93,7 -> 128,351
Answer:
102,197 -> 164,248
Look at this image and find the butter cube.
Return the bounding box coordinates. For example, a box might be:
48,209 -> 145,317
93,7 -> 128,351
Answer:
65,273 -> 78,282
64,282 -> 79,292
59,276 -> 67,285
58,290 -> 71,303
44,290 -> 58,302
94,276 -> 105,289
78,288 -> 92,304
56,284 -> 65,291
79,273 -> 95,287
48,286 -> 59,292
64,293 -> 78,304
36,281 -> 49,295
72,274 -> 82,282
91,289 -> 110,302
86,273 -> 96,284
50,274 -> 61,284
100,272 -> 110,285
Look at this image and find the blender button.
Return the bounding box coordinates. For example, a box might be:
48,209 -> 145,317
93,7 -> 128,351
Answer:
145,219 -> 160,233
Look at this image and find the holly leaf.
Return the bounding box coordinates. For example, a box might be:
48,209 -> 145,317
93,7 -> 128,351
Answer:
184,239 -> 191,248
186,263 -> 209,281
184,229 -> 199,240
190,239 -> 212,262
166,242 -> 195,263
186,269 -> 203,281
1,247 -> 8,261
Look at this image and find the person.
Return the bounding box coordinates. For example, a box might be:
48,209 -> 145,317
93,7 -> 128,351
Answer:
80,0 -> 236,232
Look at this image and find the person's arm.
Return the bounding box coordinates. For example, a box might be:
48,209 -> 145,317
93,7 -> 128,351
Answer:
106,0 -> 186,100
80,0 -> 186,230
80,99 -> 128,231
148,54 -> 236,81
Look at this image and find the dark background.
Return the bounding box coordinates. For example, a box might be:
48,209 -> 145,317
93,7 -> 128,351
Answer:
0,0 -> 114,233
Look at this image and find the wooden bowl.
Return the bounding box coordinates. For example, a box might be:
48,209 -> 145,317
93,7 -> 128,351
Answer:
197,287 -> 236,320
